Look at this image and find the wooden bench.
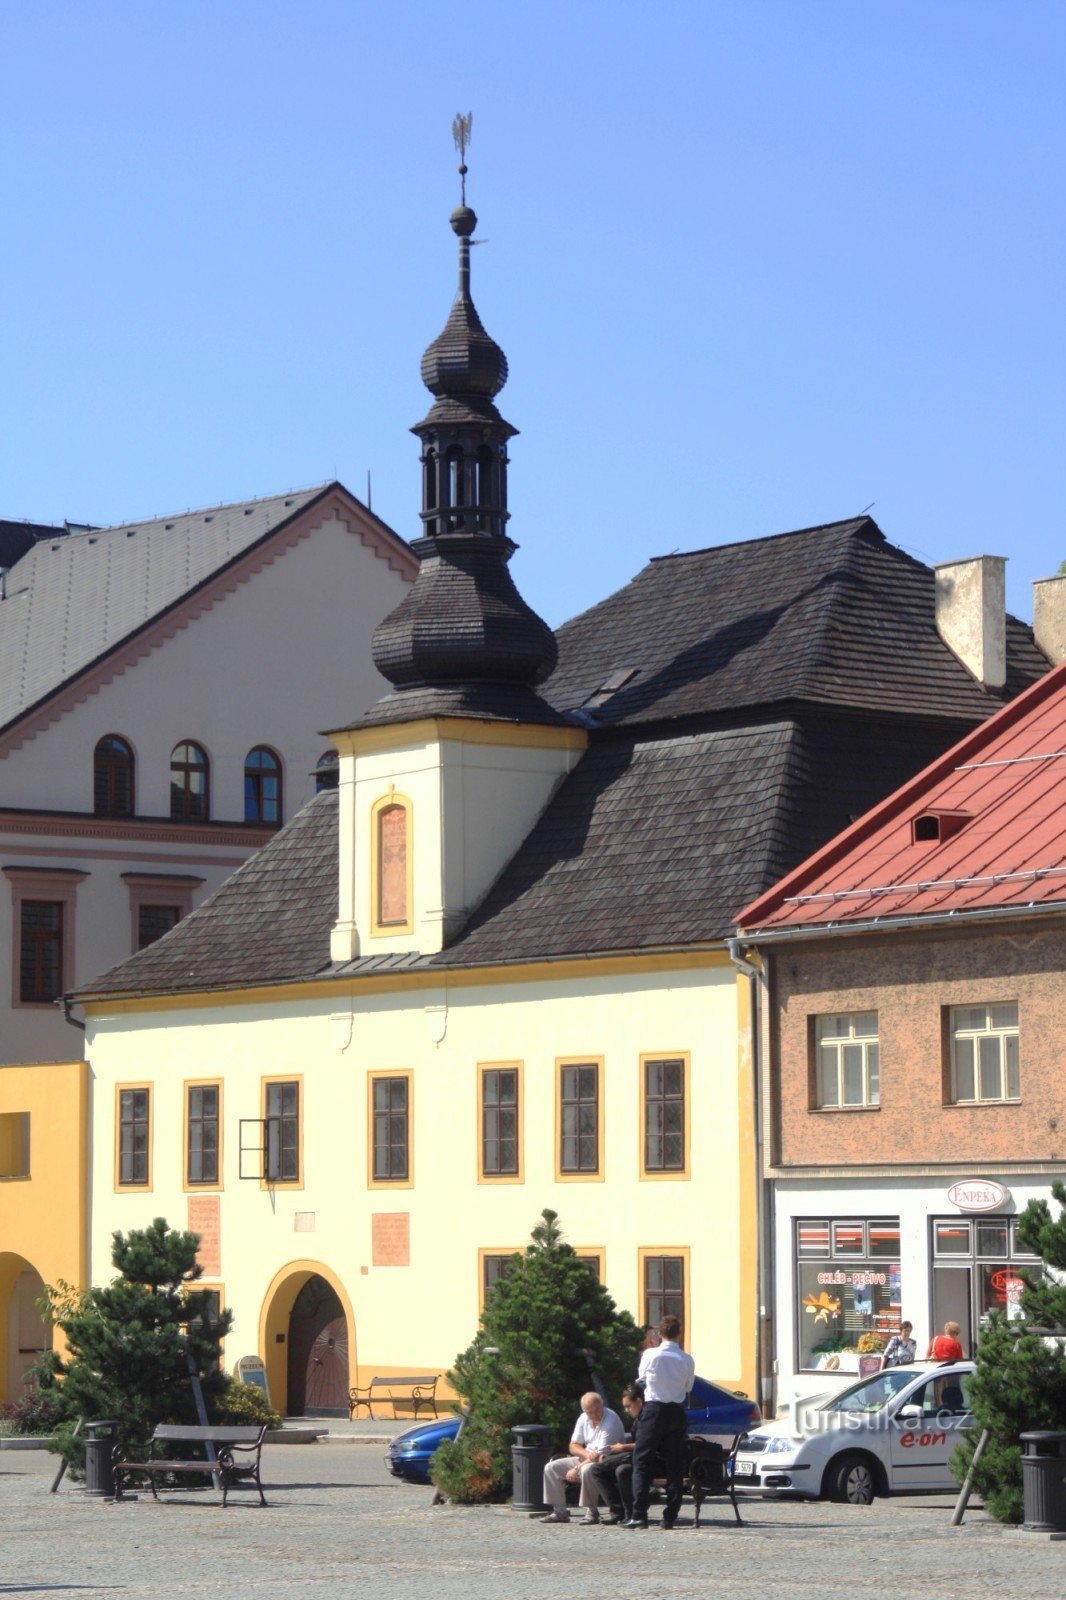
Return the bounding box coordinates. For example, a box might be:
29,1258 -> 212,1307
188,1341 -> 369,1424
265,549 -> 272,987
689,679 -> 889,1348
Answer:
348,1374 -> 439,1421
113,1424 -> 268,1507
587,1434 -> 743,1527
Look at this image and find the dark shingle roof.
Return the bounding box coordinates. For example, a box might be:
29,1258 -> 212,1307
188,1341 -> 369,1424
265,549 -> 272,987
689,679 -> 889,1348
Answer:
545,518 -> 1047,727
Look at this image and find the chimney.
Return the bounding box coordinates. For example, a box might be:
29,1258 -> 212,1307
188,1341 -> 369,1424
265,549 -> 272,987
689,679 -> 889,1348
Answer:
934,556 -> 1006,688
1033,575 -> 1066,665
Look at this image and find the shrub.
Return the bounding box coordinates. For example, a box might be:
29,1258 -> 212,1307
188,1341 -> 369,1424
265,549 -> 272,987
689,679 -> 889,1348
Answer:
215,1381 -> 281,1431
429,1209 -> 643,1503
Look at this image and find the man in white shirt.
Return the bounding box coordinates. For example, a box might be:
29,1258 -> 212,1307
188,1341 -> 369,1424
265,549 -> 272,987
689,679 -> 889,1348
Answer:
542,1391 -> 626,1524
624,1315 -> 695,1529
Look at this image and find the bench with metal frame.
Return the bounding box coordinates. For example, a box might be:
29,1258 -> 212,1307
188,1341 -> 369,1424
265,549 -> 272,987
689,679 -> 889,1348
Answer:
113,1423 -> 268,1507
349,1374 -> 439,1421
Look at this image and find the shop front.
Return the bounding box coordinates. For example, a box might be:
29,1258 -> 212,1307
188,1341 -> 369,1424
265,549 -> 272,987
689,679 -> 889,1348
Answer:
773,1176 -> 1044,1407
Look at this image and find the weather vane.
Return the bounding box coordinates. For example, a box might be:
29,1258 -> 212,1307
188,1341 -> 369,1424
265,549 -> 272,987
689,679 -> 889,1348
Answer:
452,112 -> 473,205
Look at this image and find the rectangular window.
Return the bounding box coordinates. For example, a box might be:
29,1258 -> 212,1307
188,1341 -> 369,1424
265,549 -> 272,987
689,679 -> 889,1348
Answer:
481,1252 -> 517,1300
117,1087 -> 151,1187
558,1061 -> 600,1176
186,1084 -> 220,1186
642,1055 -> 686,1173
576,1251 -> 604,1283
0,1112 -> 30,1179
480,1064 -> 520,1179
265,1081 -> 299,1183
138,904 -> 180,950
794,1218 -> 901,1372
641,1252 -> 686,1338
814,1012 -> 879,1107
19,901 -> 63,1003
371,1074 -> 410,1183
950,1002 -> 1019,1103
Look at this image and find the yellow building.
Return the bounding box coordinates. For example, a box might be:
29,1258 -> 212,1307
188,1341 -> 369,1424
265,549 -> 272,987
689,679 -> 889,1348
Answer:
0,1060 -> 87,1403
72,183 -> 1047,1418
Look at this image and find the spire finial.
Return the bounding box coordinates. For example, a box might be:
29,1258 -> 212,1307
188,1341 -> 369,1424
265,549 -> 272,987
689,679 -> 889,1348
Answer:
452,112 -> 472,206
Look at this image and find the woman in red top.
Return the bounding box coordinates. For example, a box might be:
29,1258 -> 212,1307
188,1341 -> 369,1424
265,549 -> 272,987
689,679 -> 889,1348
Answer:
926,1319 -> 965,1360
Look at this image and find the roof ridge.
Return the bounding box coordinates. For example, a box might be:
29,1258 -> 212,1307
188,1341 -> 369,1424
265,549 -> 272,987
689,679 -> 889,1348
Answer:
75,482 -> 336,539
647,516 -> 879,564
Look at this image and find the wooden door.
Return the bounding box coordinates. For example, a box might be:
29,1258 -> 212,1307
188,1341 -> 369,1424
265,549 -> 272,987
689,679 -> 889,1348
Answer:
287,1276 -> 349,1416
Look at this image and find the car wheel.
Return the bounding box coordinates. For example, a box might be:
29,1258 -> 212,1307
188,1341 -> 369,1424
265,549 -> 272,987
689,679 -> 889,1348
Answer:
827,1452 -> 877,1505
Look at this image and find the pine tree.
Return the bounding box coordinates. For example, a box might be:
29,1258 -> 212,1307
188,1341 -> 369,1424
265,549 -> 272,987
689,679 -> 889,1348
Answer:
952,1181 -> 1066,1522
430,1209 -> 643,1502
47,1217 -> 233,1473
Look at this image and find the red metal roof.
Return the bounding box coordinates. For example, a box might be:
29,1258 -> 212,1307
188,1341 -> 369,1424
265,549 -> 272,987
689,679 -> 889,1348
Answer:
738,659 -> 1066,933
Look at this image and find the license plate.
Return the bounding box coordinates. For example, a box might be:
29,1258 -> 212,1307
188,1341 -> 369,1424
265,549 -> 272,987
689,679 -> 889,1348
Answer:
731,1460 -> 756,1477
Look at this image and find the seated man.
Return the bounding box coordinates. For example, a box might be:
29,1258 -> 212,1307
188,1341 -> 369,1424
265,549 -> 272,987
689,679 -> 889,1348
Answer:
542,1391 -> 625,1525
590,1383 -> 644,1523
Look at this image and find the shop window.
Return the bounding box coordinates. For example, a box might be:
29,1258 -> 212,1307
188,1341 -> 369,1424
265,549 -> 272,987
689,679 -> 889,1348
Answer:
931,1213 -> 1039,1333
641,1252 -> 686,1340
117,1086 -> 151,1188
370,1072 -> 411,1183
244,746 -> 282,826
264,1080 -> 299,1184
0,1112 -> 30,1179
186,1083 -> 220,1187
479,1064 -> 521,1179
814,1012 -> 879,1107
558,1061 -> 601,1176
93,735 -> 135,817
170,742 -> 210,822
949,1003 -> 1019,1103
642,1055 -> 687,1175
795,1218 -> 900,1373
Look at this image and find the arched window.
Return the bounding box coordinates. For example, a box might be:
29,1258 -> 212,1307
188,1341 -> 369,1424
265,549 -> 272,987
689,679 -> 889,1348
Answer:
315,751 -> 339,793
170,741 -> 210,822
93,735 -> 134,817
373,795 -> 411,932
244,746 -> 282,826
445,445 -> 464,508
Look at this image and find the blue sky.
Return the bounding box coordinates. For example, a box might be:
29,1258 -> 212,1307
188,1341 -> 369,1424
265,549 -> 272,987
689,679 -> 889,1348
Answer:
1,1 -> 1063,628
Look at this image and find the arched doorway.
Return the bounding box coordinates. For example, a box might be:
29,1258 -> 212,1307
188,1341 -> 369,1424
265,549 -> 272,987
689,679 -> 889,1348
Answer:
0,1255 -> 52,1404
287,1275 -> 349,1416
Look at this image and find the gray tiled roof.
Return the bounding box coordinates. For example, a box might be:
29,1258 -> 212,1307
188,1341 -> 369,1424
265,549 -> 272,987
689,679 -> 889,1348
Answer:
0,486 -> 332,736
545,517 -> 1047,726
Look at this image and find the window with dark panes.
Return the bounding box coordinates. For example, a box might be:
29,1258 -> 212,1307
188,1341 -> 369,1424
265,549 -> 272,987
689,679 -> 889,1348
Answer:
373,1076 -> 409,1181
644,1254 -> 685,1330
576,1254 -> 602,1282
644,1057 -> 685,1171
170,742 -> 210,822
138,904 -> 180,950
481,1067 -> 518,1175
244,747 -> 282,826
315,751 -> 339,793
559,1062 -> 599,1174
187,1084 -> 220,1186
19,901 -> 62,1003
93,735 -> 134,817
118,1088 -> 150,1186
265,1081 -> 299,1182
482,1253 -> 517,1297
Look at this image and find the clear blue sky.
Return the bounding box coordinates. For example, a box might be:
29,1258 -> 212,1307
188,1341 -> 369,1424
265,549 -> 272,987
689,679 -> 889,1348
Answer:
1,1 -> 1063,628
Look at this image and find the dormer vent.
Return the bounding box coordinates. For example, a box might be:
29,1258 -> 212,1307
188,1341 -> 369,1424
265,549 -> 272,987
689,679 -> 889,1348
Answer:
912,809 -> 970,845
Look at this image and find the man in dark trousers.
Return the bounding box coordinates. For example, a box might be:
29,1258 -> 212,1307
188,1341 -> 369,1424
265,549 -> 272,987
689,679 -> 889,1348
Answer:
623,1314 -> 695,1529
590,1383 -> 644,1522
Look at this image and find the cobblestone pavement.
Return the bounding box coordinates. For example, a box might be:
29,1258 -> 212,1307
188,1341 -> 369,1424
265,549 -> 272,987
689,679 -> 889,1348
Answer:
2,1445 -> 1062,1600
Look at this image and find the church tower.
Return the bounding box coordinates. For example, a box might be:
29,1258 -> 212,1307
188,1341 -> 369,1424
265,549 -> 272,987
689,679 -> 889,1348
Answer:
328,123 -> 586,961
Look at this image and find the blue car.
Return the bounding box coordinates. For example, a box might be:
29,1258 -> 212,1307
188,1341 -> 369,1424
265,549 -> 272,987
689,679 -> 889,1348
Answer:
386,1377 -> 761,1485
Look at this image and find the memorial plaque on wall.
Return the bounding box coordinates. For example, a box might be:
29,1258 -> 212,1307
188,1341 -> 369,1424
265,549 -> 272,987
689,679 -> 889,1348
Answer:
188,1194 -> 221,1276
372,1212 -> 410,1267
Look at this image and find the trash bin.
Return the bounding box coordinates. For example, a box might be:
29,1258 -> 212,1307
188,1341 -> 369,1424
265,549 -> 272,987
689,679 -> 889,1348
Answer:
83,1419 -> 120,1498
511,1423 -> 552,1513
1021,1431 -> 1066,1532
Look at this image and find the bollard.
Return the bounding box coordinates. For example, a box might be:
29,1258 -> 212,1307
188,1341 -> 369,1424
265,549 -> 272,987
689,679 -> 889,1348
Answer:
511,1423 -> 553,1513
1020,1431 -> 1066,1532
83,1420 -> 120,1499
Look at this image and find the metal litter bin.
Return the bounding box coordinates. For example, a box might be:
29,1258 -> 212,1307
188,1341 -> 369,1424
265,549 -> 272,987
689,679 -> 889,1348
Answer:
1021,1431 -> 1066,1532
511,1423 -> 552,1513
83,1419 -> 120,1498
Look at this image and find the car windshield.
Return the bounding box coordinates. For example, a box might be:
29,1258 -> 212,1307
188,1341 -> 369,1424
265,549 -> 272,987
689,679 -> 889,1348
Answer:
821,1370 -> 917,1414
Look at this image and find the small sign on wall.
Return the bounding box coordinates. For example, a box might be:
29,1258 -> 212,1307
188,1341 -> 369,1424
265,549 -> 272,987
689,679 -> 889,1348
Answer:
188,1194 -> 221,1275
372,1212 -> 410,1267
234,1354 -> 270,1401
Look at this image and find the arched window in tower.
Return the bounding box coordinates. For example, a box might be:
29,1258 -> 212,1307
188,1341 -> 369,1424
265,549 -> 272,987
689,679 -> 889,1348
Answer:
315,751 -> 339,793
373,796 -> 411,932
94,735 -> 135,817
244,746 -> 282,826
423,449 -> 438,511
475,444 -> 495,530
170,741 -> 210,822
446,446 -> 464,509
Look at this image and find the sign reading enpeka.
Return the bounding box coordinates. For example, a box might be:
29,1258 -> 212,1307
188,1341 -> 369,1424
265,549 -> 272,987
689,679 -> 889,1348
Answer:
947,1179 -> 1010,1212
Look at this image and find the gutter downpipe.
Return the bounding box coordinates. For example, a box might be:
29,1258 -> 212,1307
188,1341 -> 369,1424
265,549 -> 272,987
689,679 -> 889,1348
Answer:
59,995 -> 85,1031
726,936 -> 774,1419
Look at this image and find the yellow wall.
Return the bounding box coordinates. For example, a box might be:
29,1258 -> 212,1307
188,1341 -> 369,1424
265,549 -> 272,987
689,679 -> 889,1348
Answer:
0,1060 -> 88,1401
85,957 -> 758,1414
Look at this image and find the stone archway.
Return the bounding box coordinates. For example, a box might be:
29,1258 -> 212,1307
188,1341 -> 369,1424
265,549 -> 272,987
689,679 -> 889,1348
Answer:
259,1260 -> 357,1418
0,1254 -> 52,1405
